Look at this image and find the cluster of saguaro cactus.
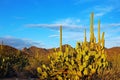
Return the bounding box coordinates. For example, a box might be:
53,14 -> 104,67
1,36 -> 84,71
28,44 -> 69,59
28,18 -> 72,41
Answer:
37,12 -> 108,79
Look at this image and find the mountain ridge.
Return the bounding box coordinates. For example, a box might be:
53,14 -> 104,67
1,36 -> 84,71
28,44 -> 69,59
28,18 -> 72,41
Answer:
0,44 -> 120,56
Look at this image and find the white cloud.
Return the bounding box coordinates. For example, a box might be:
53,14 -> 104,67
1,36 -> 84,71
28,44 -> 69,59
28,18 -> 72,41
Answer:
26,18 -> 84,31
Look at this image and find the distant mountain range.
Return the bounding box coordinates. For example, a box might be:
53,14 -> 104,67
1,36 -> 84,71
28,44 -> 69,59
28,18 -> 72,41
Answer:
0,44 -> 120,58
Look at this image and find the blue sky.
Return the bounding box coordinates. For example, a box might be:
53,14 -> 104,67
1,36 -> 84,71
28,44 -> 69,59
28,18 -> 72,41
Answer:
0,0 -> 120,49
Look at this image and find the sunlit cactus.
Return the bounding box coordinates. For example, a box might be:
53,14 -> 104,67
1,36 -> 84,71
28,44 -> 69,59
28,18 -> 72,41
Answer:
90,12 -> 95,43
84,29 -> 87,44
98,20 -> 101,44
101,32 -> 105,48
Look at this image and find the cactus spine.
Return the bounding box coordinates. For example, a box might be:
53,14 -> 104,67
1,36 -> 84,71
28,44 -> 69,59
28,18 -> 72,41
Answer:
60,25 -> 62,52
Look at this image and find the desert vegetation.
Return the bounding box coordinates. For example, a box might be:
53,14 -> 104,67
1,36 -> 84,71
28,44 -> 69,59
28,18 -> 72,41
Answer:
0,13 -> 120,80
0,45 -> 29,78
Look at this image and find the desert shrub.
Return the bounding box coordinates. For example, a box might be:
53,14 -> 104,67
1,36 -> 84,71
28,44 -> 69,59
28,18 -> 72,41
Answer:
0,48 -> 28,78
24,50 -> 49,78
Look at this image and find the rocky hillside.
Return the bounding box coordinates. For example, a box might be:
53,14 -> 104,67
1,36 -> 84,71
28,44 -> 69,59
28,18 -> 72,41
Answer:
106,47 -> 120,55
0,45 -> 28,56
22,44 -> 76,55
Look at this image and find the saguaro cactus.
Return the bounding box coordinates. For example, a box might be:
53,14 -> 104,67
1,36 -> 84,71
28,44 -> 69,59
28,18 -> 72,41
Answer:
101,32 -> 105,48
84,29 -> 87,44
90,12 -> 95,43
60,25 -> 62,52
98,20 -> 101,44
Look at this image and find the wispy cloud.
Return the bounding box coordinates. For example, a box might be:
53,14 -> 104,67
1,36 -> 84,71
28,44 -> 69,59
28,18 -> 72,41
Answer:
94,6 -> 114,17
95,13 -> 105,17
80,3 -> 114,18
97,23 -> 120,33
0,37 -> 44,49
54,18 -> 81,25
49,31 -> 85,42
108,23 -> 120,27
48,34 -> 59,38
106,36 -> 120,48
26,18 -> 85,31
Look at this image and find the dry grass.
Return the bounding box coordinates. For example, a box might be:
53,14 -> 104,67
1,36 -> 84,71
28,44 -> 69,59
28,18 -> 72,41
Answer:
98,53 -> 120,80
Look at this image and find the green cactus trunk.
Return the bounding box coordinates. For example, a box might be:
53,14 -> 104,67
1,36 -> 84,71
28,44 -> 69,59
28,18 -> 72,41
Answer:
60,25 -> 62,52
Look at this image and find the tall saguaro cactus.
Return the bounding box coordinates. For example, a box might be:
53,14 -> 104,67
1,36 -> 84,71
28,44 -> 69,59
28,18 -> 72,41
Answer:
90,12 -> 95,43
84,29 -> 87,43
60,25 -> 62,51
98,20 -> 101,44
101,32 -> 105,48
